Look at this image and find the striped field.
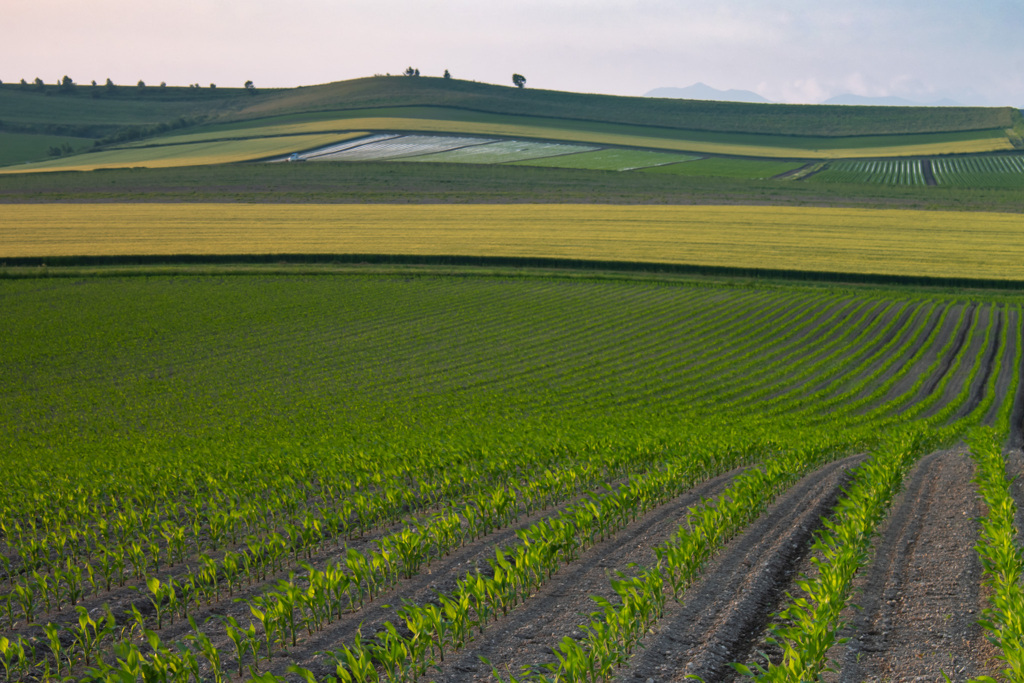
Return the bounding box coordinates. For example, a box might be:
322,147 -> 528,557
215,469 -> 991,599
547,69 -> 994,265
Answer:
0,133 -> 367,173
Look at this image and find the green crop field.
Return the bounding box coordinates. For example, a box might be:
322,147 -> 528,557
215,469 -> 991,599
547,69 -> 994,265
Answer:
4,160 -> 1024,212
3,73 -> 1024,683
931,154 -> 1024,187
0,131 -> 94,166
1,270 -> 1021,682
509,148 -> 699,170
639,156 -> 804,179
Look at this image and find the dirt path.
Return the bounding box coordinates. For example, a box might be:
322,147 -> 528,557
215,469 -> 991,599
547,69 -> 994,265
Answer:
605,454 -> 862,683
922,159 -> 938,186
826,447 -> 999,683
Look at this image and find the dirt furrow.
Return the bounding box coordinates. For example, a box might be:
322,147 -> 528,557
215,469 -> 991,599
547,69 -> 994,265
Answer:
923,305 -> 990,419
826,447 -> 998,683
420,468 -> 743,683
914,303 -> 977,409
870,303 -> 954,409
984,307 -> 1019,426
278,468 -> 743,681
955,308 -> 1004,421
608,454 -> 862,683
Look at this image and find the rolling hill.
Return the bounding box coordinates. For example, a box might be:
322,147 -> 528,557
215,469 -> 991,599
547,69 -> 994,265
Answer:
1,76 -> 1021,172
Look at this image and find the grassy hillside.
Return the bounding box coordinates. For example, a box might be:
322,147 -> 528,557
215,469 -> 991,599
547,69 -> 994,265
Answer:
1,77 -> 1019,169
0,82 -> 249,133
215,76 -> 1017,138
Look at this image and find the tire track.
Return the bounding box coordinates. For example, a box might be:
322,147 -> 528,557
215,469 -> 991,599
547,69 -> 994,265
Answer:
828,448 -> 998,682
611,454 -> 862,683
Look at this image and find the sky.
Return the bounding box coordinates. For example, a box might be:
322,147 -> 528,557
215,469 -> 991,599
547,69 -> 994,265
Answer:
4,0 -> 1023,106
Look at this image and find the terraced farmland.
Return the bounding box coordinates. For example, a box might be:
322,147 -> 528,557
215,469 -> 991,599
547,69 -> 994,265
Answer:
1,272 -> 1022,682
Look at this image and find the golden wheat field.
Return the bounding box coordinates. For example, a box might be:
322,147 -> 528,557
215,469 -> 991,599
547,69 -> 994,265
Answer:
3,203 -> 1023,280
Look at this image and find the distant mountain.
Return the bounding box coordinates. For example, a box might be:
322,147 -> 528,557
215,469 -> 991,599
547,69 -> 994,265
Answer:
823,94 -> 963,107
646,83 -> 771,104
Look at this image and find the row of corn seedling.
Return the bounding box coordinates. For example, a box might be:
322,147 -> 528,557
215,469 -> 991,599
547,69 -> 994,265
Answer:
739,428 -> 943,681
971,427 -> 1024,682
497,444 -> 833,683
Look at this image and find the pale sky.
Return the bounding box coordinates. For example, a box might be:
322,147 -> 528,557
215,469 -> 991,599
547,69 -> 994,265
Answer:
4,0 -> 1023,106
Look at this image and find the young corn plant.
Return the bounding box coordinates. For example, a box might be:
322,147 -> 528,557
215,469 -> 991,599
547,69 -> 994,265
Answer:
322,631 -> 379,683
70,604 -> 116,667
223,614 -> 260,678
0,635 -> 29,682
186,616 -> 225,683
971,427 -> 1024,682
738,434 -> 930,682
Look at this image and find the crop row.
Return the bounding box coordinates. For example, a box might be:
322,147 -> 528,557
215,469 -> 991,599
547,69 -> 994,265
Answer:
2,276 -> 1020,681
931,154 -> 1024,187
811,159 -> 926,185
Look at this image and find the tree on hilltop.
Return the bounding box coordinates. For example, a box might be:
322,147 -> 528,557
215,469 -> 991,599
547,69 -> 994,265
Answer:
59,75 -> 75,93
404,66 -> 420,77
244,80 -> 256,94
443,69 -> 451,79
512,73 -> 526,89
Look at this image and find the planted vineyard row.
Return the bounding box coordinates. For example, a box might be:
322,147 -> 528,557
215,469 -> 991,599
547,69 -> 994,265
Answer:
810,159 -> 926,185
1,274 -> 1021,682
931,154 -> 1024,188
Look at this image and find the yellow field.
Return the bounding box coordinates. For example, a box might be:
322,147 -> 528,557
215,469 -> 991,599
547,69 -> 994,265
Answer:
3,204 -> 1023,281
0,133 -> 365,174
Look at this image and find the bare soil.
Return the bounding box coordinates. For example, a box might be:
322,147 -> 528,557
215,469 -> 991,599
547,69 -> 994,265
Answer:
608,455 -> 861,683
824,446 -> 1000,682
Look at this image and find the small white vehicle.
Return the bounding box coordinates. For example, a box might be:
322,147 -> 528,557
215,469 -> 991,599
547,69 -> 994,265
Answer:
287,153 -> 301,162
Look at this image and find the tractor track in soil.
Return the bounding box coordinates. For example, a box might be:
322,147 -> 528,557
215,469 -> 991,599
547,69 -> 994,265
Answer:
823,447 -> 999,682
609,453 -> 863,683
